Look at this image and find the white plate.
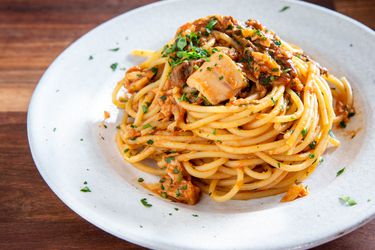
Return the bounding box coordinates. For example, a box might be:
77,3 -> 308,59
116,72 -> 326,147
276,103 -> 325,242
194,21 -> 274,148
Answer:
28,0 -> 375,249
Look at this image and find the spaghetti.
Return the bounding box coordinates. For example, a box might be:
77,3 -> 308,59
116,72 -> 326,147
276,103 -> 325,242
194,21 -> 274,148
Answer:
112,16 -> 354,205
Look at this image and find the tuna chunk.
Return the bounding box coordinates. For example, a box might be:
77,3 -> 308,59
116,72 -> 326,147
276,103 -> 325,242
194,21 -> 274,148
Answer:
186,53 -> 246,105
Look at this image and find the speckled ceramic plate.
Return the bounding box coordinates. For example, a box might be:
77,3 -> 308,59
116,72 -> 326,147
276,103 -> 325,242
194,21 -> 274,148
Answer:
27,0 -> 375,249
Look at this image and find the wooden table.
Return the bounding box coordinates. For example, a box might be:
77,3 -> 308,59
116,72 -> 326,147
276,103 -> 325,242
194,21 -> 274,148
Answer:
1,0 -> 374,249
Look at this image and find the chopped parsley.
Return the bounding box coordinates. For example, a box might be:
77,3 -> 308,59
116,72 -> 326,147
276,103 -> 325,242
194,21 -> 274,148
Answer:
309,140 -> 317,149
192,214 -> 199,217
124,148 -> 129,153
301,128 -> 308,138
279,6 -> 290,12
160,192 -> 167,198
80,138 -> 84,141
140,198 -> 152,207
212,129 -> 217,135
348,112 -> 356,118
178,93 -> 189,102
138,177 -> 144,182
336,168 -> 345,177
271,68 -> 279,72
176,37 -> 187,51
339,196 -> 357,206
89,55 -> 94,60
151,67 -> 158,74
206,66 -> 213,71
130,124 -> 137,128
80,186 -> 91,192
165,156 -> 175,163
109,47 -> 120,52
83,181 -> 87,185
160,95 -> 167,101
110,62 -> 118,71
142,104 -> 149,113
146,139 -> 154,145
309,153 -> 315,159
218,54 -> 223,60
274,40 -> 282,46
271,97 -> 276,105
173,167 -> 180,174
143,123 -> 152,129
174,208 -> 179,211
206,18 -> 218,33
339,120 -> 347,128
53,127 -> 56,132
175,189 -> 181,197
219,76 -> 224,80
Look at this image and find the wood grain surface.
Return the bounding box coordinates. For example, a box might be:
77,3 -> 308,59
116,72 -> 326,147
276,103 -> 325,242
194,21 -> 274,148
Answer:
0,0 -> 374,249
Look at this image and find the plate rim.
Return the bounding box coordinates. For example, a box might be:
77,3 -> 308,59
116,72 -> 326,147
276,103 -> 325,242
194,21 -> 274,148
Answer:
27,0 -> 375,249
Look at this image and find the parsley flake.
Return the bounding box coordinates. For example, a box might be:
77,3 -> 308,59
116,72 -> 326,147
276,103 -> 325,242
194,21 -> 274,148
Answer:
206,19 -> 218,33
165,156 -> 175,163
339,196 -> 357,206
110,62 -> 118,71
109,48 -> 120,52
140,198 -> 152,207
80,186 -> 91,192
142,104 -> 148,113
336,168 -> 345,177
279,6 -> 290,12
309,141 -> 317,149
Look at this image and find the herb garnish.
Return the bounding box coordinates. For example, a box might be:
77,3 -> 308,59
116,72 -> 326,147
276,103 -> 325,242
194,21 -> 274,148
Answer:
301,128 -> 308,138
143,124 -> 152,129
142,104 -> 149,113
348,112 -> 356,118
219,76 -> 224,80
206,19 -> 217,33
339,196 -> 357,206
110,62 -> 118,71
146,139 -> 154,145
109,48 -> 120,52
140,198 -> 152,207
80,186 -> 91,192
309,141 -> 317,149
151,67 -> 158,74
339,120 -> 347,128
178,93 -> 189,102
336,168 -> 345,177
309,153 -> 315,159
160,95 -> 167,101
271,97 -> 276,105
89,55 -> 94,60
176,37 -> 187,51
173,167 -> 180,174
165,156 -> 175,163
138,177 -> 144,182
279,6 -> 290,12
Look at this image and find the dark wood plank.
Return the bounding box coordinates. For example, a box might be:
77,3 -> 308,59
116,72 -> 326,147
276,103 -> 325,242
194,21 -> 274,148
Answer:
0,1 -> 374,249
